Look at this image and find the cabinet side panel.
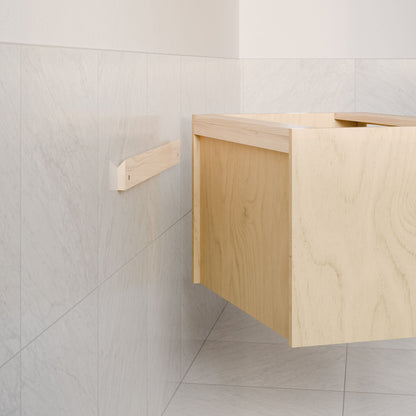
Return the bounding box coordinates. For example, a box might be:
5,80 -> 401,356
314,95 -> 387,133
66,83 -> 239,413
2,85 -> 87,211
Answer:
199,136 -> 290,338
291,127 -> 416,347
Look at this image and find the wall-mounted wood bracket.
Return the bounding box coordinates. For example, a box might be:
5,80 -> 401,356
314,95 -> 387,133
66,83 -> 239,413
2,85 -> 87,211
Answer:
117,140 -> 180,191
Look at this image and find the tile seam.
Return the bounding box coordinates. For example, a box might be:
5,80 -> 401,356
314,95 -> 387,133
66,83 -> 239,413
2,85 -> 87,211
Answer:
0,41 -> 239,60
161,303 -> 228,415
0,209 -> 192,371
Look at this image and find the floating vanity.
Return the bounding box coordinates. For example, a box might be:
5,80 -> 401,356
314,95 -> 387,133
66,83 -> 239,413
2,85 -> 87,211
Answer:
192,112 -> 416,347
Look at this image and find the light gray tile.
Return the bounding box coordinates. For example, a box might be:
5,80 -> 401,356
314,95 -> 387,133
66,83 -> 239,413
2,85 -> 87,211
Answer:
98,50 -> 154,281
0,44 -> 20,365
180,56 -> 206,216
181,213 -> 225,375
206,58 -> 240,113
344,392 -> 416,416
165,383 -> 343,416
99,249 -> 148,416
185,341 -> 346,391
356,60 -> 416,116
148,54 -> 181,142
147,54 -> 181,240
21,46 -> 98,345
349,337 -> 416,350
242,59 -> 354,113
346,347 -> 416,395
148,220 -> 183,415
181,56 -> 206,116
0,355 -> 20,416
208,303 -> 287,344
21,292 -> 97,416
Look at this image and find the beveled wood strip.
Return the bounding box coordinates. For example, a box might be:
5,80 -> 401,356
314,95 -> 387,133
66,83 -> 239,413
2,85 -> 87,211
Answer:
192,114 -> 298,153
117,140 -> 180,191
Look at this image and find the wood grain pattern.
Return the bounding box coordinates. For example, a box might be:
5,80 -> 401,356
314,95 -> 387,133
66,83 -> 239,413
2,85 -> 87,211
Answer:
291,126 -> 416,346
192,114 -> 293,153
117,140 -> 180,191
199,136 -> 290,338
193,113 -> 416,347
335,112 -> 416,126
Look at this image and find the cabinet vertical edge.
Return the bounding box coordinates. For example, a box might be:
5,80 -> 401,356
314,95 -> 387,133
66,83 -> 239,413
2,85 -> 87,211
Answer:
288,130 -> 294,347
192,134 -> 201,284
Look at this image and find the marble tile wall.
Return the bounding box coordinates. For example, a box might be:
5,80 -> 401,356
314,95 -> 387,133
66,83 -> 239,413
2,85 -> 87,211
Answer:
0,44 -> 20,367
0,42 -> 236,416
241,58 -> 416,117
21,292 -> 98,416
241,59 -> 355,113
356,60 -> 416,116
21,46 -> 99,346
0,356 -> 20,416
1,42 -> 416,416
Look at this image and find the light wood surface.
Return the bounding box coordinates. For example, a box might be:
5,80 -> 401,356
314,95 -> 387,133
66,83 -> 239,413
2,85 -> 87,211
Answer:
232,112 -> 357,128
291,126 -> 416,346
335,112 -> 416,126
193,112 -> 416,347
117,140 -> 180,191
192,134 -> 201,283
192,114 -> 295,153
198,136 -> 290,338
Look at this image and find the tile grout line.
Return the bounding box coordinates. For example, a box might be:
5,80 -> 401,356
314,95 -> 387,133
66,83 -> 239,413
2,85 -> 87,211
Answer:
96,264 -> 100,416
342,344 -> 348,416
96,49 -> 100,416
236,57 -> 416,61
178,54 -> 184,395
4,41 -> 414,61
182,301 -> 228,380
177,54 -> 184,415
165,336 -> 416,353
18,42 -> 22,416
347,345 -> 416,352
0,41 -> 240,61
204,56 -> 208,114
171,54 -> 185,416
241,58 -> 244,112
145,52 -> 149,118
179,54 -> 183,218
161,302 -> 228,415
6,314 -> 416,376
144,51 -> 149,416
343,390 -> 416,398
0,209 -> 192,375
179,381 -> 416,399
184,338 -> 343,348
354,59 -> 357,112
182,381 -> 344,394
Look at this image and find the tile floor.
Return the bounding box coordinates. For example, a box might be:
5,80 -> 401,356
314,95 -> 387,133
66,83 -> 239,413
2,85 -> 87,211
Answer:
164,303 -> 416,416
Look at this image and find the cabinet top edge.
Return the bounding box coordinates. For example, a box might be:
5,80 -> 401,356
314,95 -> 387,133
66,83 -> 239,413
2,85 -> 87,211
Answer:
193,112 -> 416,128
